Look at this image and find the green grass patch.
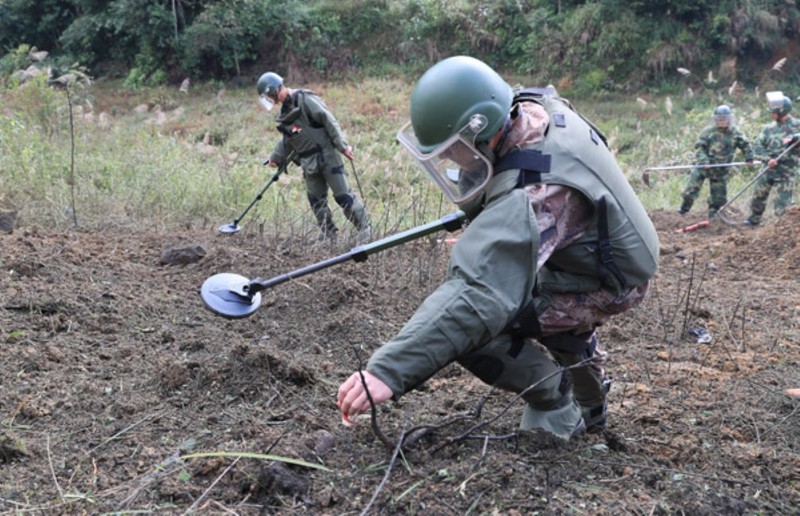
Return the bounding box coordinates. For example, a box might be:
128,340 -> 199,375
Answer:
0,78 -> 775,234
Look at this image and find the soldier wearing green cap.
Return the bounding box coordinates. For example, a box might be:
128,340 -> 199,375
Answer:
745,92 -> 800,226
257,71 -> 371,241
337,56 -> 659,439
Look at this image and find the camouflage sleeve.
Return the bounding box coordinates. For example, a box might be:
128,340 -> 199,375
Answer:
303,94 -> 349,152
734,128 -> 754,161
693,128 -> 712,164
753,127 -> 771,161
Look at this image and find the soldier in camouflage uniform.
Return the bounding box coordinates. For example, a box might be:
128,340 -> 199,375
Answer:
337,57 -> 659,440
678,105 -> 753,218
257,72 -> 371,241
745,94 -> 800,226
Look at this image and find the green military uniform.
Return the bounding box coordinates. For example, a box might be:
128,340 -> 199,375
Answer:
367,91 -> 659,438
269,90 -> 369,236
747,116 -> 800,224
680,125 -> 753,218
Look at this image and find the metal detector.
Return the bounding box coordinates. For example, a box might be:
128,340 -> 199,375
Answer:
218,151 -> 297,234
201,211 -> 467,318
641,161 -> 760,187
715,139 -> 800,226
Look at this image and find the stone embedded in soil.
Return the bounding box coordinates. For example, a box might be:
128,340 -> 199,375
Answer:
159,245 -> 207,265
0,210 -> 17,233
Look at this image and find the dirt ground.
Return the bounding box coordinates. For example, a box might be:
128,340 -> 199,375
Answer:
1,206 -> 798,514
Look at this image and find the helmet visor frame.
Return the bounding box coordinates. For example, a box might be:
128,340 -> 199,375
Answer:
397,118 -> 493,204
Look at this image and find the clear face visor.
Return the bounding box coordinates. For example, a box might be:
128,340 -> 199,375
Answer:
767,91 -> 785,113
713,113 -> 733,127
397,115 -> 494,204
259,93 -> 276,112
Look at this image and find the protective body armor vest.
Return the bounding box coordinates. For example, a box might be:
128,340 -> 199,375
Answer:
276,90 -> 334,159
498,89 -> 659,293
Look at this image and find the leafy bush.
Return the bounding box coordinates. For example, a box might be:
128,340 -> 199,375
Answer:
0,44 -> 33,84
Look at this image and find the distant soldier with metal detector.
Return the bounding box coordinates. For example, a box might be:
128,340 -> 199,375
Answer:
744,92 -> 800,226
337,56 -> 659,439
678,105 -> 754,218
257,72 -> 371,242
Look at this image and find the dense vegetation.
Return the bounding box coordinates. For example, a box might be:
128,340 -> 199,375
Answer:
1,0 -> 800,92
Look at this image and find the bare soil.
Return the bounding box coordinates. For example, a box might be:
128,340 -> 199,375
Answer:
1,207 -> 798,514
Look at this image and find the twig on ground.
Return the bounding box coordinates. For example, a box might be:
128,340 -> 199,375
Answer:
46,434 -> 64,501
349,343 -> 394,450
357,368 -> 393,450
184,456 -> 241,514
88,412 -> 163,454
400,410 -> 474,448
360,425 -> 407,516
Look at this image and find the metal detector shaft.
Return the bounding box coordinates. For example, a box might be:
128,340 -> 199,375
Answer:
641,161 -> 761,187
231,151 -> 297,226
716,139 -> 800,218
643,161 -> 759,172
349,160 -> 367,208
249,211 -> 466,293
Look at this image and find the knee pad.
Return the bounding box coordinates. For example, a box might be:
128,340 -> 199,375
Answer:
334,192 -> 354,209
307,193 -> 326,209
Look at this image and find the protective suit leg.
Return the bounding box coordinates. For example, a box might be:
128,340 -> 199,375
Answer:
457,334 -> 582,440
305,170 -> 337,238
327,165 -> 371,233
541,329 -> 608,432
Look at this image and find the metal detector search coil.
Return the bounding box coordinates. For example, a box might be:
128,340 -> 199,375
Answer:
201,273 -> 262,319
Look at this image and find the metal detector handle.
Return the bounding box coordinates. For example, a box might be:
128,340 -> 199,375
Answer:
247,211 -> 467,293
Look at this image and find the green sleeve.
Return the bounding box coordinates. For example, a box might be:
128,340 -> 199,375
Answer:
693,128 -> 711,164
366,190 -> 539,397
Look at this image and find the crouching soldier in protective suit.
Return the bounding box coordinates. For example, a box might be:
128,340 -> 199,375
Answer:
338,56 -> 659,439
257,72 -> 371,241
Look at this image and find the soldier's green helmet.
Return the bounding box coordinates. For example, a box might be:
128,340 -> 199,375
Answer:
257,72 -> 283,98
767,91 -> 792,117
408,56 -> 513,154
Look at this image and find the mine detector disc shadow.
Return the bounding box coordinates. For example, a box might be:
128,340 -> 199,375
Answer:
201,273 -> 261,319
